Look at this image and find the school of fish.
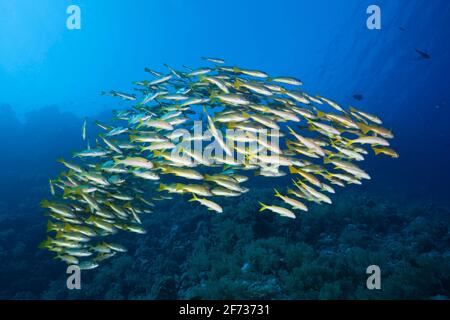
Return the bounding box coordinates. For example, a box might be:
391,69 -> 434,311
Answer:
40,57 -> 398,270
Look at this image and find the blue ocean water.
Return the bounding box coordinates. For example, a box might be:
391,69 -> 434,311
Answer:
0,0 -> 449,299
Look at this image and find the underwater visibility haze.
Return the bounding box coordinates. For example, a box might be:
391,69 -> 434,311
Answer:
0,0 -> 450,300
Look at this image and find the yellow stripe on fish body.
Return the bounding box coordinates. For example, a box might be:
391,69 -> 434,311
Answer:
349,106 -> 382,124
358,122 -> 394,139
273,189 -> 308,212
259,202 -> 296,219
189,194 -> 223,213
288,166 -> 322,188
175,183 -> 212,197
372,147 -> 399,158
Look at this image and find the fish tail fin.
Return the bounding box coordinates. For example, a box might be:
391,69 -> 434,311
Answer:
222,164 -> 232,172
136,119 -> 144,129
233,79 -> 242,90
287,188 -> 296,196
157,183 -> 166,192
292,179 -> 302,189
288,166 -> 299,174
259,202 -> 269,212
38,236 -> 52,249
189,193 -> 198,202
74,188 -> 84,197
274,188 -> 282,198
325,172 -> 334,180
57,158 -> 65,164
153,150 -> 162,157
331,139 -> 341,148
341,134 -> 354,147
358,123 -> 370,134
157,165 -> 167,172
316,110 -> 326,118
349,106 -> 357,113
295,178 -> 305,187
40,199 -> 50,208
47,221 -> 57,232
63,187 -> 72,198
372,147 -> 382,155
38,241 -> 48,250
72,152 -> 79,158
138,146 -> 146,154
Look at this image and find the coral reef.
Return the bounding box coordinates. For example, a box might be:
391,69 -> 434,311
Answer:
1,187 -> 449,299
